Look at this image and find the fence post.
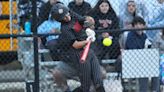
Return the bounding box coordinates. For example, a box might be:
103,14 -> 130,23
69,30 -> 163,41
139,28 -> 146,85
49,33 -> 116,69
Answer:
31,0 -> 39,92
9,0 -> 13,50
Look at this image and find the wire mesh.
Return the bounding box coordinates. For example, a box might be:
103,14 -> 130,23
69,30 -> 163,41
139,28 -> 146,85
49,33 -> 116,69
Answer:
0,0 -> 164,92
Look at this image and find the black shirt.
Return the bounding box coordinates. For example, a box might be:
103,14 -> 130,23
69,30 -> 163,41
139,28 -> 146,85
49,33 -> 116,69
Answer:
68,1 -> 92,16
56,19 -> 87,66
58,19 -> 86,52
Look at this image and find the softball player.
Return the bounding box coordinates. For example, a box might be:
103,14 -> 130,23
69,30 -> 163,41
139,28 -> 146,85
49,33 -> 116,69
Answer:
51,3 -> 105,92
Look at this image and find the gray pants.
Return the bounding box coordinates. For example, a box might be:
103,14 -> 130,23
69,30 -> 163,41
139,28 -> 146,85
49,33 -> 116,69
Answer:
139,77 -> 159,92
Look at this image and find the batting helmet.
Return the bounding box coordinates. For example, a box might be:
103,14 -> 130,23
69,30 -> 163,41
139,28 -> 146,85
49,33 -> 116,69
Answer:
50,3 -> 69,22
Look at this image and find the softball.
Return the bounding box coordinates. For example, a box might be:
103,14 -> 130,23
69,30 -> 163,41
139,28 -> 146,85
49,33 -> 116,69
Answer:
102,37 -> 112,46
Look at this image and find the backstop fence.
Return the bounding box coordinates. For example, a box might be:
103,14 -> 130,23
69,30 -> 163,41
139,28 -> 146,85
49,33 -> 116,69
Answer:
0,0 -> 164,92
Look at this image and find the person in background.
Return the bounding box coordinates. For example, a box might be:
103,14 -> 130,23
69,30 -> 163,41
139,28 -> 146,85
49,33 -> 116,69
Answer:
119,0 -> 148,23
88,0 -> 120,62
37,0 -> 63,48
125,16 -> 159,92
119,2 -> 138,90
152,28 -> 164,54
38,0 -> 61,26
68,0 -> 92,16
146,0 -> 164,41
120,0 -> 137,29
119,0 -> 150,49
18,0 -> 31,28
119,0 -> 137,49
18,0 -> 45,28
37,15 -> 61,61
152,29 -> 164,86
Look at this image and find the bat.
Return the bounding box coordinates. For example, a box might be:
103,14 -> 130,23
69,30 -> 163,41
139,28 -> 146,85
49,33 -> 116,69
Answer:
80,41 -> 91,63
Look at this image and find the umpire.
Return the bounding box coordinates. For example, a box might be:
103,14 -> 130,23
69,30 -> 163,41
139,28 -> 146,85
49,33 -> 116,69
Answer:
51,3 -> 105,92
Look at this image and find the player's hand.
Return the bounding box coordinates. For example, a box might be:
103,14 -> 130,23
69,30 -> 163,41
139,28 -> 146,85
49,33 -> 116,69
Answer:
85,28 -> 96,42
86,35 -> 96,42
85,28 -> 95,37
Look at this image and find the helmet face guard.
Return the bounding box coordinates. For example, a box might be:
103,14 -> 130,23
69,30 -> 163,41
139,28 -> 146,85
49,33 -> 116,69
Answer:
50,3 -> 69,22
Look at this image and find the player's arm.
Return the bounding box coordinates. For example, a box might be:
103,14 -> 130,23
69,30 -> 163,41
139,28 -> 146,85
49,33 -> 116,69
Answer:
72,28 -> 96,49
64,29 -> 89,49
72,40 -> 89,49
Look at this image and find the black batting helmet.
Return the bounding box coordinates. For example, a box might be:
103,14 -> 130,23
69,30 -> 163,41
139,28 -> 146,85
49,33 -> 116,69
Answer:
50,3 -> 69,22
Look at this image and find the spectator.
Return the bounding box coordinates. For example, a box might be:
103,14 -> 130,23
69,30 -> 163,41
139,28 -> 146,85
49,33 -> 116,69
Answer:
18,0 -> 31,28
37,16 -> 61,60
18,0 -> 45,28
68,0 -> 92,16
38,0 -> 61,26
88,0 -> 119,30
119,0 -> 137,49
152,28 -> 164,54
88,0 -> 120,61
146,0 -> 164,41
120,0 -> 137,29
119,0 -> 148,22
37,0 -> 63,48
125,16 -> 159,92
153,28 -> 164,87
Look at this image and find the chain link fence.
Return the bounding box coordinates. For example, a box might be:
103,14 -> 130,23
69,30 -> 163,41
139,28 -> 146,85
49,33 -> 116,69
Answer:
0,0 -> 164,92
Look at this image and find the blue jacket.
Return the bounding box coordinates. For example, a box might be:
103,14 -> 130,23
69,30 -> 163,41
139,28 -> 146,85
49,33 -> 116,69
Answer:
37,19 -> 61,42
146,0 -> 164,41
126,31 -> 147,49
